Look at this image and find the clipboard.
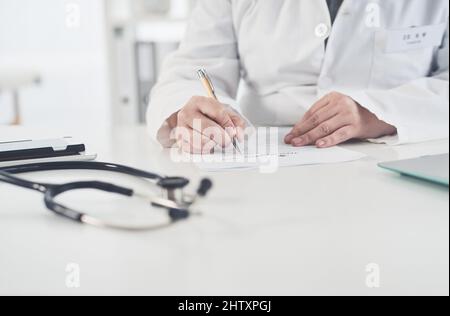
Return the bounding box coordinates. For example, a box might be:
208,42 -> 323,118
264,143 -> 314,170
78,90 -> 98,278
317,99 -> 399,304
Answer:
0,137 -> 97,168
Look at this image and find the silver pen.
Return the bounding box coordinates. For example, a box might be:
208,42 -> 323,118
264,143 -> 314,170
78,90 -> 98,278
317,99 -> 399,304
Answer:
197,69 -> 241,153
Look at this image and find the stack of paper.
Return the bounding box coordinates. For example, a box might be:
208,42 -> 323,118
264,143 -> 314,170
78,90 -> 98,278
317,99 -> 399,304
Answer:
190,128 -> 366,172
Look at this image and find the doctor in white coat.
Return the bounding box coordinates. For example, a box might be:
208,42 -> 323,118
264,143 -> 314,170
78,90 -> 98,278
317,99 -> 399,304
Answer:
147,0 -> 449,153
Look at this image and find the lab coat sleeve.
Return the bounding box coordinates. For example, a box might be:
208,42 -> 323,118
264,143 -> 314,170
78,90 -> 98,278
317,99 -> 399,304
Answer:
146,0 -> 240,142
349,25 -> 449,145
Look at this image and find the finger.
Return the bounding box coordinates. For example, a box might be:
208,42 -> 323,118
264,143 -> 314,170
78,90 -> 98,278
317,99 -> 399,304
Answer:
228,110 -> 246,129
302,94 -> 331,120
183,114 -> 233,148
191,128 -> 218,154
179,129 -> 209,153
285,103 -> 338,144
285,96 -> 331,144
316,126 -> 357,148
179,128 -> 217,154
197,98 -> 237,133
291,115 -> 346,147
171,125 -> 191,146
228,111 -> 247,142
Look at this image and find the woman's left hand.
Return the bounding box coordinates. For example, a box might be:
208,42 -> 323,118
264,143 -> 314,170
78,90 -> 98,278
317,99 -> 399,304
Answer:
284,92 -> 397,148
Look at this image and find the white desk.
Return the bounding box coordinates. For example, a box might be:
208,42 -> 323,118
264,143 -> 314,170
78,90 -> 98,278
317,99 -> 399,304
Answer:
0,125 -> 448,296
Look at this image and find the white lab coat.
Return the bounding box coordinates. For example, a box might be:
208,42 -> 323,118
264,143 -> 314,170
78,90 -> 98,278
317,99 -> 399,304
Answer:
147,0 -> 449,145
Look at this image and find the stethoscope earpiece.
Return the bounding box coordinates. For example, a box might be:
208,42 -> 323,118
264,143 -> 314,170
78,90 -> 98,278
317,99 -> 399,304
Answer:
197,178 -> 213,197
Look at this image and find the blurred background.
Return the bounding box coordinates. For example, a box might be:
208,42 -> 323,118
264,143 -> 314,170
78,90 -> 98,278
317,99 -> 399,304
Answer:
0,0 -> 196,128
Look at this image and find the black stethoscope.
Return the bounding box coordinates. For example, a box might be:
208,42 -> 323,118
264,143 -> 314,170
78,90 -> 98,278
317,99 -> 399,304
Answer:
0,161 -> 212,231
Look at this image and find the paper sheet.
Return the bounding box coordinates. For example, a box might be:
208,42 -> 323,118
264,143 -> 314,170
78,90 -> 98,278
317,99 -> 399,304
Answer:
188,128 -> 366,172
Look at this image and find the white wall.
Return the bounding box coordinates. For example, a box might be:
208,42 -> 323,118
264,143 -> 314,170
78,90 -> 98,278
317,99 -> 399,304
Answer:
0,0 -> 110,127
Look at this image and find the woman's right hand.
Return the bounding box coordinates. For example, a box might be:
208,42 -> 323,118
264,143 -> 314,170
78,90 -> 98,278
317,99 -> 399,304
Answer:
159,96 -> 246,154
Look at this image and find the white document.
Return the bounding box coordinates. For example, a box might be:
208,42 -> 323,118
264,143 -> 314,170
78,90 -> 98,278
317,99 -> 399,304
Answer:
191,128 -> 366,172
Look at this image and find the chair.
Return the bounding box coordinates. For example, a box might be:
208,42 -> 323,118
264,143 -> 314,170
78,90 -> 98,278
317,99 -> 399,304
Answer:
0,69 -> 41,125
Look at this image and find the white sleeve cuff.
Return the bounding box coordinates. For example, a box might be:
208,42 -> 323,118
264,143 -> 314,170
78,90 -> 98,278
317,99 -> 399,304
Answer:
367,134 -> 401,145
348,91 -> 407,145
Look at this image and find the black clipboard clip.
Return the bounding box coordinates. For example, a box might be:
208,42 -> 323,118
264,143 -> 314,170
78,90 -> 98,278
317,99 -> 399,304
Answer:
0,137 -> 97,168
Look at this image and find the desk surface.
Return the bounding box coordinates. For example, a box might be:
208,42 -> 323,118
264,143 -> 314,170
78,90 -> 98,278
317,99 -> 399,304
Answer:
0,125 -> 448,296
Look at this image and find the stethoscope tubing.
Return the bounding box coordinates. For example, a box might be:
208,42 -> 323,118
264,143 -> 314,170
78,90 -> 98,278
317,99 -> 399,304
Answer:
0,161 -> 197,231
0,161 -> 164,181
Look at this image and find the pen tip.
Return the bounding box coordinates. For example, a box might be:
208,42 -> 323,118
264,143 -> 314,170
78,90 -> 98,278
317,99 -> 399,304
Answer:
197,69 -> 206,78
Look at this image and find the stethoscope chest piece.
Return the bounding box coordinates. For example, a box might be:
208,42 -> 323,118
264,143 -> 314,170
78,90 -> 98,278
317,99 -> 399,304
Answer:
156,177 -> 213,222
157,177 -> 190,189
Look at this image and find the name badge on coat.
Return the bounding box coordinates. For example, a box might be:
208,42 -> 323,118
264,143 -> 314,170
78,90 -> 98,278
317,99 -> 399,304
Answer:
384,23 -> 447,53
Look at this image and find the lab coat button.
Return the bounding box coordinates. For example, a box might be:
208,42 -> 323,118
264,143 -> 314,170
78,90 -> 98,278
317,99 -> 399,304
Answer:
315,23 -> 330,38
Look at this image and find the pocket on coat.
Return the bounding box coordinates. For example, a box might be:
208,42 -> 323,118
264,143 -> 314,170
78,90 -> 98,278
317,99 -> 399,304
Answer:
369,23 -> 447,89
